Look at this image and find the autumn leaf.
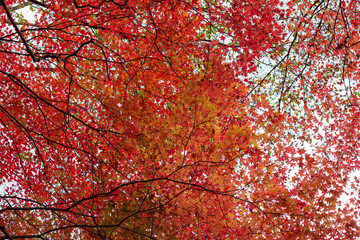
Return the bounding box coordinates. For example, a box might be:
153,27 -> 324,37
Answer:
0,0 -> 360,239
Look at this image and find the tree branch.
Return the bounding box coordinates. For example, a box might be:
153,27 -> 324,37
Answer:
28,0 -> 47,8
0,226 -> 14,240
0,0 -> 37,62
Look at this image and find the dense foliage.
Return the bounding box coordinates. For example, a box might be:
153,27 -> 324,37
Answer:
1,0 -> 360,238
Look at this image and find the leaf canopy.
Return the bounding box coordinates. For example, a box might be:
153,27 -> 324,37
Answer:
1,0 -> 360,239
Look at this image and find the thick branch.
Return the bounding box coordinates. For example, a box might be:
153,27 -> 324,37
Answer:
0,226 -> 14,240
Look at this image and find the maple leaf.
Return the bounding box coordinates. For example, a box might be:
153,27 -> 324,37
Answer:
0,0 -> 360,239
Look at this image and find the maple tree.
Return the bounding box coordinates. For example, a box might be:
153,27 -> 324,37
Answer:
1,0 -> 360,238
